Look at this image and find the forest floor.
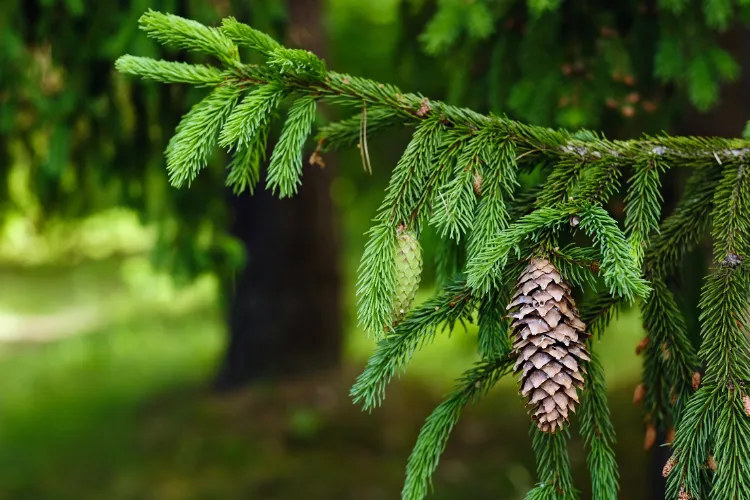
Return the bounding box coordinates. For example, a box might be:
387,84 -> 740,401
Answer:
0,255 -> 651,500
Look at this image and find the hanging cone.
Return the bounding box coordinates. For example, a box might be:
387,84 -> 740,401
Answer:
392,227 -> 422,325
508,257 -> 590,433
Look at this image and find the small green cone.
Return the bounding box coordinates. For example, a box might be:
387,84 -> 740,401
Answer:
392,228 -> 423,326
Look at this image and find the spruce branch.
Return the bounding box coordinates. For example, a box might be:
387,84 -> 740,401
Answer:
701,160 -> 750,384
625,157 -> 668,269
466,140 -> 517,262
116,12 -> 750,499
644,165 -> 722,279
570,160 -> 623,206
350,280 -> 476,410
356,222 -> 398,338
476,289 -> 510,360
430,134 -> 483,240
670,160 -> 750,498
548,245 -> 602,289
534,158 -> 586,207
434,236 -> 464,289
466,204 -> 572,293
266,96 -> 318,198
666,386 -> 716,499
475,257 -> 526,360
711,161 -> 750,262
316,107 -> 405,152
576,299 -> 620,499
165,84 -> 244,187
119,12 -> 750,197
580,291 -> 622,340
641,278 -> 699,429
115,56 -> 226,86
402,356 -> 513,500
525,429 -> 579,500
356,119 -> 445,337
575,203 -> 651,302
219,83 -> 286,149
138,9 -> 237,65
225,124 -> 269,194
377,117 -> 445,225
712,390 -> 750,498
697,265 -> 750,385
220,16 -> 281,55
267,47 -> 328,81
552,291 -> 622,498
467,202 -> 649,301
509,182 -> 545,220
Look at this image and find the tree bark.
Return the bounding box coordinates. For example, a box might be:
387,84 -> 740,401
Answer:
214,0 -> 341,390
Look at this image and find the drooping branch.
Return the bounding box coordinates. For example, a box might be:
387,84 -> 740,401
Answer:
234,63 -> 750,167
115,10 -> 750,500
116,11 -> 750,186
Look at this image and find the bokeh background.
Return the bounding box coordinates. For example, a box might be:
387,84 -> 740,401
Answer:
2,0 -> 749,499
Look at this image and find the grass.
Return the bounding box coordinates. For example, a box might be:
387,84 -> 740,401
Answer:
0,204 -> 649,498
0,311 -> 223,499
0,254 -> 650,499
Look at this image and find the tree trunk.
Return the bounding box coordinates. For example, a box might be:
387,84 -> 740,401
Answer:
214,0 -> 341,390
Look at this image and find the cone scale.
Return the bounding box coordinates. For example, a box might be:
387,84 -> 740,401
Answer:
507,257 -> 590,433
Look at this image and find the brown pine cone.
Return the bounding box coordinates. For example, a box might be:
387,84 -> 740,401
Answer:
508,257 -> 590,433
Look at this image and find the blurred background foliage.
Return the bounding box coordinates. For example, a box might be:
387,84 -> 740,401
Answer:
1,0 -> 749,498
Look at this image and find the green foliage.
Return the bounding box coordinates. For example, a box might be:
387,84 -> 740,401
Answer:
2,0 -> 286,286
711,163 -> 750,262
316,107 -> 404,152
548,245 -> 602,289
355,222 -> 398,338
350,279 -> 476,411
433,236 -> 463,288
525,429 -> 577,499
139,9 -> 237,64
225,125 -> 269,195
476,287 -> 511,360
115,56 -> 226,86
430,134 -> 482,240
266,96 -> 318,198
466,202 -> 649,301
466,139 -> 517,262
419,0 -> 494,55
579,354 -> 619,500
666,159 -> 750,497
164,85 -> 243,187
624,157 -> 667,268
402,356 -> 513,500
221,16 -> 281,55
219,83 -> 286,150
118,11 -> 750,500
641,278 -> 699,428
407,0 -> 746,129
665,386 -> 715,498
644,165 -> 722,279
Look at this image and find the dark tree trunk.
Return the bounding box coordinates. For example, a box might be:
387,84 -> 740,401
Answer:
214,0 -> 341,390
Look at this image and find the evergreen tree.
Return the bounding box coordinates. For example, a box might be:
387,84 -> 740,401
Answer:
396,0 -> 744,133
118,7 -> 750,500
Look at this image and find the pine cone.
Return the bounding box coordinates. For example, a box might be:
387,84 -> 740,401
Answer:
392,228 -> 422,325
662,455 -> 677,477
508,257 -> 589,433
